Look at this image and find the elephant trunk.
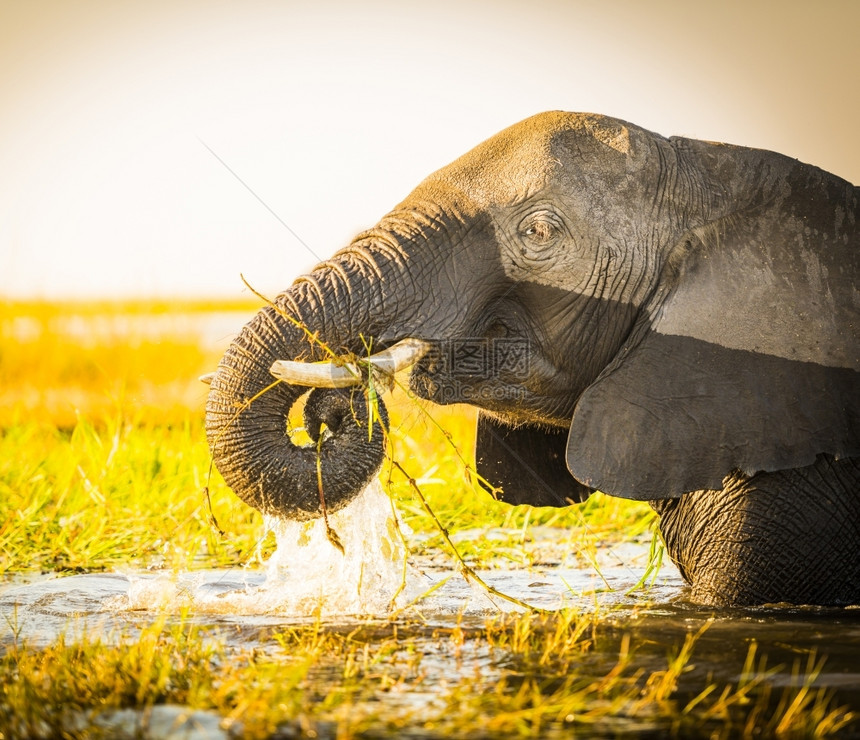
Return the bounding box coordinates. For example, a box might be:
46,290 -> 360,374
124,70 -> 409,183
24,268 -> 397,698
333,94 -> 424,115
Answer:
205,257 -> 404,521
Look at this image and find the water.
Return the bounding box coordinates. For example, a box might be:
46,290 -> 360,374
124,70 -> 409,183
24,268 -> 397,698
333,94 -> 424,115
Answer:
0,481 -> 682,646
261,479 -> 411,615
2,482 -> 859,737
112,480 -> 412,620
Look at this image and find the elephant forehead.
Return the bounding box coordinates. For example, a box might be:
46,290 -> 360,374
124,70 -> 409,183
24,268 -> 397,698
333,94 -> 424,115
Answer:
421,131 -> 556,208
417,111 -> 634,209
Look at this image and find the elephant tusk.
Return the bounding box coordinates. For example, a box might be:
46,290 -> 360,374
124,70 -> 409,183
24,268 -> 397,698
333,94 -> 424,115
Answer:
270,337 -> 431,388
269,359 -> 364,388
199,372 -> 215,385
362,337 -> 432,375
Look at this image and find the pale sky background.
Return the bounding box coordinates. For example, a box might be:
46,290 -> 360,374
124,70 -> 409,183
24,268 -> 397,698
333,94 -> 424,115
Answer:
1,0 -> 858,300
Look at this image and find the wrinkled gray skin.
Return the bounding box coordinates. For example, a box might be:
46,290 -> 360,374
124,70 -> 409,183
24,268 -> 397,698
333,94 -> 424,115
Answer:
206,112 -> 859,607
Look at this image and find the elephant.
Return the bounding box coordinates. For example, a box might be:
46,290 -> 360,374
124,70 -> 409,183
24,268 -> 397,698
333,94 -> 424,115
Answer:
206,111 -> 859,607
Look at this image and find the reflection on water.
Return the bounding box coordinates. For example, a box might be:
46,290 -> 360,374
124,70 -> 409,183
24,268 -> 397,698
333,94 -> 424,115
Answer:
0,559 -> 669,643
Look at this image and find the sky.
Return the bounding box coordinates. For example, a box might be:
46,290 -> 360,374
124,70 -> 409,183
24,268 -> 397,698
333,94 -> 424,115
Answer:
1,0 -> 858,300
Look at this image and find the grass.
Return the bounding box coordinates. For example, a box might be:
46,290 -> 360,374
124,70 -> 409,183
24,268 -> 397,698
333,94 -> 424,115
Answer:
2,611 -> 854,738
0,298 -> 655,575
0,299 -> 857,738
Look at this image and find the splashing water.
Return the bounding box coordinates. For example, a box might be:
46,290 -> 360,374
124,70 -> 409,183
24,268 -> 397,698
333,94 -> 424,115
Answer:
117,478 -> 414,618
261,478 -> 412,615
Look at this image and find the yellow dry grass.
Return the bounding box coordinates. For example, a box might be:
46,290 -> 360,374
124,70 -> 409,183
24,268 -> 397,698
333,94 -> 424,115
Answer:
0,298 -> 258,428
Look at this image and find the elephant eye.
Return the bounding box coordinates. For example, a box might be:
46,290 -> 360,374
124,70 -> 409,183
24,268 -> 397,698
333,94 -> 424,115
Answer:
518,210 -> 564,258
524,221 -> 555,244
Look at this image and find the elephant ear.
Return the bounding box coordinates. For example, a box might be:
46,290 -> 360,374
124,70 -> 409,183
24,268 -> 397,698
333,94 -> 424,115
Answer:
476,413 -> 592,506
566,162 -> 860,500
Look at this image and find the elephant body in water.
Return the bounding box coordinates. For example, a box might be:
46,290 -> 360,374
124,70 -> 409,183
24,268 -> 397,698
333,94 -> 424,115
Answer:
206,112 -> 859,607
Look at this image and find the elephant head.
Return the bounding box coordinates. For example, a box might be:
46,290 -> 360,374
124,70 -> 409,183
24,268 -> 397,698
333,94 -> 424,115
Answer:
206,111 -> 859,602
